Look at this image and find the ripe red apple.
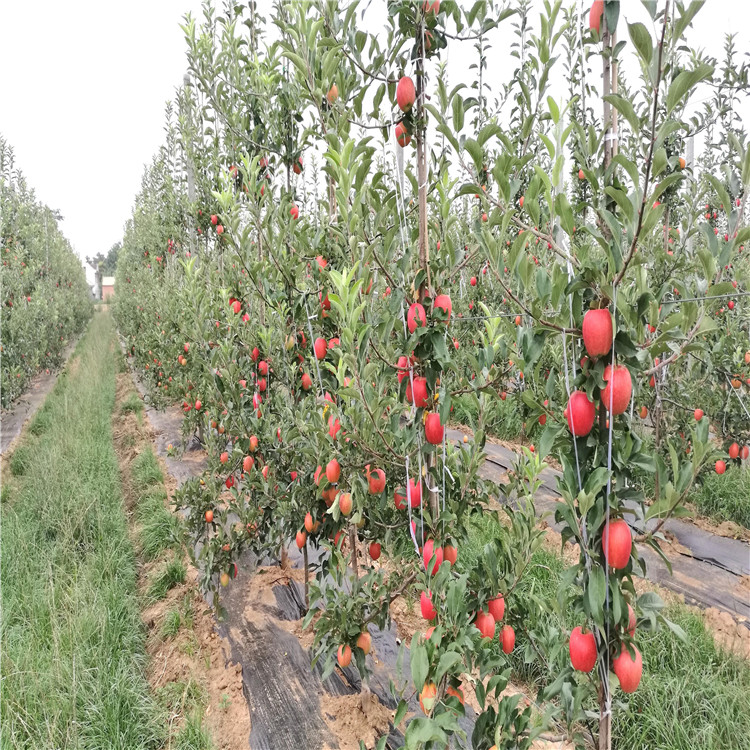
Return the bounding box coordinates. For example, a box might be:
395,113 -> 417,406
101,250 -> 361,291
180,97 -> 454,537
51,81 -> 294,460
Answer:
613,645 -> 642,693
211,214 -> 218,225
326,458 -> 341,484
578,168 -> 585,180
243,455 -> 254,473
443,543 -> 457,566
741,446 -> 749,460
420,590 -> 437,620
589,0 -> 603,32
394,489 -> 407,511
470,276 -> 477,286
314,337 -> 327,360
251,346 -> 260,362
425,412 -> 444,445
406,376 -> 429,408
602,364 -> 632,415
301,372 -> 312,390
369,541 -> 381,560
603,519 -> 632,569
296,530 -> 307,548
569,626 -> 597,672
326,83 -> 338,103
368,467 -> 386,494
396,76 -> 416,112
407,477 -> 422,507
715,460 -> 726,474
231,299 -> 241,314
433,294 -> 452,322
249,435 -> 259,452
304,512 -> 314,533
339,492 -> 352,515
476,611 -> 496,639
290,204 -> 299,220
423,539 -> 444,575
564,390 -> 596,436
293,156 -> 303,174
395,121 -> 411,147
501,624 -> 515,654
582,308 -> 613,357
337,644 -> 352,667
205,509 -> 214,523
407,302 -> 427,333
488,595 -> 505,622
220,451 -> 229,464
729,442 -> 739,459
356,631 -> 371,655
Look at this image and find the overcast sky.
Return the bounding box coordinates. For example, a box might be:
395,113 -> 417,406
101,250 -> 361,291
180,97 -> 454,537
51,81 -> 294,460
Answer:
1,0 -> 748,282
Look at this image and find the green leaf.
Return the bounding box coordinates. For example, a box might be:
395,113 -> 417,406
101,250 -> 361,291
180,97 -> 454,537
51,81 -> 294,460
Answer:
628,22 -> 652,65
603,94 -> 640,134
410,635 -> 429,690
666,64 -> 713,114
587,566 -> 607,624
452,94 -> 465,133
393,699 -> 408,728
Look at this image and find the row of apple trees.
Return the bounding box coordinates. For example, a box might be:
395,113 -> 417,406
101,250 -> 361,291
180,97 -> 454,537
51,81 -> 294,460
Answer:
114,2 -> 748,749
1,135 -> 92,408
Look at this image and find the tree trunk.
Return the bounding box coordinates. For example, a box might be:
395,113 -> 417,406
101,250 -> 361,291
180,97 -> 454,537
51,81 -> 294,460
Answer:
348,524 -> 359,586
415,23 -> 439,522
303,541 -> 309,610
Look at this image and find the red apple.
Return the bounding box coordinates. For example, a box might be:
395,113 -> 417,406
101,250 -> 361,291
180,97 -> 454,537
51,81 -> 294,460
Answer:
475,611 -> 496,639
421,590 -> 437,620
425,412 -> 444,445
396,75 -> 416,112
602,519 -> 632,569
565,390 -> 596,436
423,539 -> 444,575
602,364 -> 632,415
569,626 -> 597,672
488,595 -> 505,622
433,294 -> 452,322
613,645 -> 642,693
582,308 -> 613,357
407,302 -> 427,333
501,624 -> 515,654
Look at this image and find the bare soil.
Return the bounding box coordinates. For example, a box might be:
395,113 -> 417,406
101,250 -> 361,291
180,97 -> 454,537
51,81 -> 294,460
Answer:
112,370 -> 252,749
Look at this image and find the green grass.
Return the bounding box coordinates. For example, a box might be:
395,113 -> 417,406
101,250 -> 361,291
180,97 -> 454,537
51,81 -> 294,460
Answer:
452,392 -> 524,441
174,713 -> 214,750
0,313 -> 163,749
121,392 -> 144,415
8,444 -> 32,476
462,512 -> 750,749
132,447 -> 163,487
688,465 -> 750,529
147,556 -> 187,603
137,487 -> 183,561
29,406 -> 53,436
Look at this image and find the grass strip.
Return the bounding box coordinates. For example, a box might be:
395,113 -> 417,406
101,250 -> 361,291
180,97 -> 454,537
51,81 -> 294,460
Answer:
1,311 -> 162,750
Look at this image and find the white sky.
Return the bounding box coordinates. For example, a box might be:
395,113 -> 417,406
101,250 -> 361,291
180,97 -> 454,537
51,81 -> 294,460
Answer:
1,0 -> 748,283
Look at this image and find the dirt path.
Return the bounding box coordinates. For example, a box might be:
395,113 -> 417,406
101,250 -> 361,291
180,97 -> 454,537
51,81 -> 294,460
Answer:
0,332 -> 81,455
111,365 -> 252,750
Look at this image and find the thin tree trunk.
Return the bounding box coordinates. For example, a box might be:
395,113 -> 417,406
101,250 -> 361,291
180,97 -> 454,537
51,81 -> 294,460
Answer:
303,542 -> 309,610
415,23 -> 439,521
348,524 -> 359,585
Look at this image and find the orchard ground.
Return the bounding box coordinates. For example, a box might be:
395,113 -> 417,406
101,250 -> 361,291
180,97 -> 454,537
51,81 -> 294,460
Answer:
2,309 -> 749,749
